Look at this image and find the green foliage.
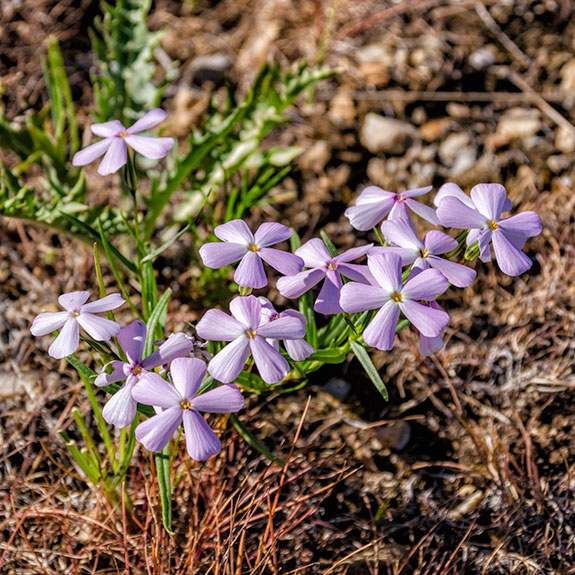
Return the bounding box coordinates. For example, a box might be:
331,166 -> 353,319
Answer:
91,0 -> 170,123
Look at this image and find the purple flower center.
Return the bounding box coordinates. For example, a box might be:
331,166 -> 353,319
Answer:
327,261 -> 338,271
391,291 -> 403,303
180,399 -> 192,410
487,220 -> 498,230
247,243 -> 259,252
245,329 -> 258,339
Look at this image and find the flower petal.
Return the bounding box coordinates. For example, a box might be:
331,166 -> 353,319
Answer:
229,295 -> 262,330
363,301 -> 400,351
334,243 -> 373,263
95,360 -> 128,386
141,333 -> 194,370
199,242 -> 247,268
132,372 -> 182,408
97,137 -> 127,175
434,182 -> 474,208
116,320 -> 146,364
123,135 -> 174,159
338,263 -> 376,284
402,268 -> 448,301
367,253 -> 402,293
191,384 -> 244,413
80,293 -> 125,313
135,406 -> 183,453
254,222 -> 292,247
257,316 -> 306,340
249,337 -> 289,383
340,282 -> 387,313
76,313 -> 121,341
295,238 -> 330,268
423,230 -> 457,255
355,186 -> 396,205
345,199 -> 395,231
234,251 -> 267,288
196,309 -> 245,341
214,220 -> 254,244
436,197 -> 486,229
258,248 -> 304,276
58,291 -> 90,311
48,318 -> 80,359
276,268 -> 326,299
284,338 -> 315,361
126,109 -> 168,133
314,270 -> 343,315
72,139 -> 113,167
470,183 -> 508,221
368,246 -> 418,267
102,381 -> 137,428
400,300 -> 449,337
402,186 -> 433,198
182,410 -> 221,460
208,337 -> 251,383
91,120 -> 124,137
30,311 -> 70,336
427,256 -> 477,288
380,218 -> 423,250
388,200 -> 411,220
170,357 -> 206,399
405,199 -> 440,225
419,334 -> 444,356
492,229 -> 533,276
498,211 -> 542,240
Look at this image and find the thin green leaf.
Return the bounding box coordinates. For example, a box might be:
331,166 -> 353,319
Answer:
230,414 -> 285,468
349,340 -> 388,401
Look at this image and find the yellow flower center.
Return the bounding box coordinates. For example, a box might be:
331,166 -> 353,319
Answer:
248,243 -> 259,252
391,291 -> 403,303
327,261 -> 338,271
71,311 -> 80,317
270,314 -> 281,321
180,399 -> 192,410
488,220 -> 498,230
132,365 -> 143,375
245,329 -> 258,339
419,249 -> 429,258
118,131 -> 128,138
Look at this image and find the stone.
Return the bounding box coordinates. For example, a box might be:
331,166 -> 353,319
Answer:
496,107 -> 541,140
360,113 -> 418,155
555,125 -> 575,154
189,53 -> 233,85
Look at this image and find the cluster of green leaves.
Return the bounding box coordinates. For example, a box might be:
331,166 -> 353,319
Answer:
91,0 -> 170,124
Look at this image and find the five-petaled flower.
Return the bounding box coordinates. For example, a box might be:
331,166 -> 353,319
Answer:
340,253 -> 450,351
345,186 -> 439,231
30,291 -> 124,359
435,183 -> 542,276
277,238 -> 374,315
196,295 -> 306,384
72,109 -> 174,175
95,320 -> 194,428
132,357 -> 244,461
199,220 -> 303,289
371,217 -> 477,288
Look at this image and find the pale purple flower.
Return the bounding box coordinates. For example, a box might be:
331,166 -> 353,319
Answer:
340,253 -> 449,351
94,320 -> 194,428
276,238 -> 374,315
72,109 -> 174,175
435,183 -> 542,276
258,297 -> 315,361
30,291 -> 124,359
345,185 -> 439,231
371,217 -> 477,288
196,295 -> 306,384
132,357 -> 244,461
199,220 -> 303,289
